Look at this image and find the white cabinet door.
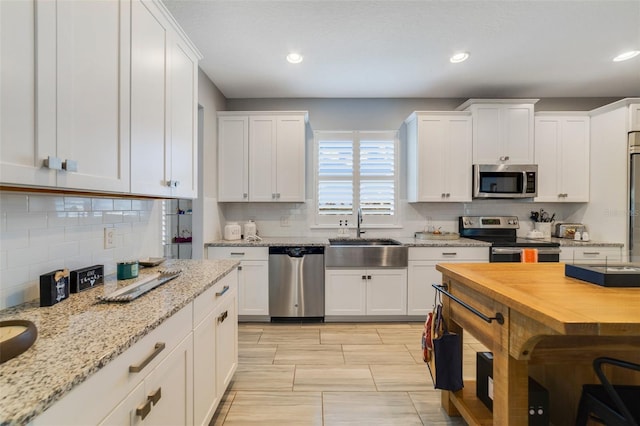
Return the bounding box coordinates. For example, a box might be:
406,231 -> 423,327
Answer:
407,112 -> 471,202
238,261 -> 269,316
193,310 -> 217,426
215,293 -> 238,397
535,115 -> 589,202
130,0 -> 198,198
167,37 -> 198,198
219,112 -> 307,202
470,103 -> 534,164
98,382 -> 145,426
325,269 -> 367,316
130,0 -> 168,197
249,116 -> 277,201
407,262 -> 440,316
366,269 -> 407,315
218,116 -> 249,201
630,104 -> 640,131
275,116 -> 306,202
54,0 -> 130,192
0,0 -> 55,187
144,334 -> 193,426
1,0 -> 129,191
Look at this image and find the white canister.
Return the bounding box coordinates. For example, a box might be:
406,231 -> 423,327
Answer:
224,222 -> 241,240
243,220 -> 257,238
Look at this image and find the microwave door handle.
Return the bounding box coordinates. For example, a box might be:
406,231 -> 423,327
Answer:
522,171 -> 529,195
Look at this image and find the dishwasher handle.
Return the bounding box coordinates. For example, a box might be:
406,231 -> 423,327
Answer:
269,246 -> 325,257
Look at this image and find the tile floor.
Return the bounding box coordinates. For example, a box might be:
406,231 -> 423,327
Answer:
210,321 -> 488,426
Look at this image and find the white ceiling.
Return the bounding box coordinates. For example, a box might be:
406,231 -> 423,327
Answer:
163,0 -> 640,99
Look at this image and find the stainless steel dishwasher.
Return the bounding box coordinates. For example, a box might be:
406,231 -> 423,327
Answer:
269,246 -> 324,321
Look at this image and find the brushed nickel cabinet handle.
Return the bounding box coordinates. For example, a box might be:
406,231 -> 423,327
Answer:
216,285 -> 230,297
136,400 -> 152,420
230,252 -> 245,256
583,252 -> 600,256
129,342 -> 165,373
62,159 -> 78,172
148,387 -> 162,405
442,252 -> 458,256
217,310 -> 228,324
43,156 -> 62,170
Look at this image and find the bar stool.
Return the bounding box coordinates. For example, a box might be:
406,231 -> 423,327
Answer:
575,357 -> 640,426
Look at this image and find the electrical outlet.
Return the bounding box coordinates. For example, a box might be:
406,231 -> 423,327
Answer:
280,216 -> 291,227
104,228 -> 115,249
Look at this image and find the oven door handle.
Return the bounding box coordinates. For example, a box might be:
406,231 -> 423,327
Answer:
492,247 -> 561,255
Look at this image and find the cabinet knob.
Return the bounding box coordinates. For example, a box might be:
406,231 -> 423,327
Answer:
499,156 -> 510,162
243,193 -> 248,198
43,156 -> 62,170
62,159 -> 78,172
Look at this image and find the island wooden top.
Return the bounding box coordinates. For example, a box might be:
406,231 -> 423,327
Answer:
435,263 -> 640,336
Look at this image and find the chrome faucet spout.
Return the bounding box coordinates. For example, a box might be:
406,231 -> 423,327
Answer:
357,207 -> 365,238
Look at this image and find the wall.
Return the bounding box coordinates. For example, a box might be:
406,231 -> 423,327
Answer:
194,68 -> 227,259
0,192 -> 162,309
217,97 -> 621,240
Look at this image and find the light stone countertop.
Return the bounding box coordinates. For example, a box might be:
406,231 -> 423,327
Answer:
205,236 -> 622,248
0,259 -> 238,426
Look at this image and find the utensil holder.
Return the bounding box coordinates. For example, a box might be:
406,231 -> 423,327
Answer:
534,222 -> 552,238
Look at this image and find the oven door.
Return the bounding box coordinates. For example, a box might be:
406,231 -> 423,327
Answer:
490,247 -> 560,263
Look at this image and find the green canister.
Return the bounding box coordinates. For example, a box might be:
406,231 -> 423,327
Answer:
117,261 -> 139,280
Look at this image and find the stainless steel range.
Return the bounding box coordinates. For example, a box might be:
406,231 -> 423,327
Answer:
459,216 -> 561,262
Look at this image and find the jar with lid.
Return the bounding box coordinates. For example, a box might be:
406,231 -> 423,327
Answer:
243,220 -> 257,238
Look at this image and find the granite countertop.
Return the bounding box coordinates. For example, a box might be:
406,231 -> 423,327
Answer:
206,236 -> 622,248
0,259 -> 238,426
205,236 -> 491,248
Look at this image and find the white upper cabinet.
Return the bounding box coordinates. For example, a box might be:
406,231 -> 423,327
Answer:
130,0 -> 200,198
630,103 -> 640,131
218,112 -> 308,202
1,0 -> 130,192
535,113 -> 590,202
406,112 -> 472,202
458,99 -> 537,164
1,0 -> 199,197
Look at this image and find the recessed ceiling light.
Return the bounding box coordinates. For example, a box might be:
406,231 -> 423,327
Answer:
450,52 -> 469,63
286,53 -> 303,64
613,50 -> 640,62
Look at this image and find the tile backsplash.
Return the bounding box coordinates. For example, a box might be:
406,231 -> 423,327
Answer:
0,192 -> 163,309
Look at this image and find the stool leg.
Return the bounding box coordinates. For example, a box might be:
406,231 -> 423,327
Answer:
575,391 -> 590,426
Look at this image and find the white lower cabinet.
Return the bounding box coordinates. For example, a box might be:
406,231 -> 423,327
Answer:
560,246 -> 622,264
325,268 -> 407,316
407,247 -> 488,316
207,247 -> 269,318
193,270 -> 238,426
33,269 -> 239,426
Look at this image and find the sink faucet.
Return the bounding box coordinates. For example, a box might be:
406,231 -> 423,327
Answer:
357,207 -> 365,238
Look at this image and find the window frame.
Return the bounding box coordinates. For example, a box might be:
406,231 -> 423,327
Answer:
313,130 -> 400,228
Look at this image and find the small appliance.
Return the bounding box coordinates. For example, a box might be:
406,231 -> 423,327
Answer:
473,164 -> 538,199
630,131 -> 640,261
553,223 -> 587,239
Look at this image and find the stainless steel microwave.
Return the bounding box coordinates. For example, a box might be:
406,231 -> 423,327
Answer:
473,164 -> 538,199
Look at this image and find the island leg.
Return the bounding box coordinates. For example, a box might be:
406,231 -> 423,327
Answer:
493,343 -> 529,425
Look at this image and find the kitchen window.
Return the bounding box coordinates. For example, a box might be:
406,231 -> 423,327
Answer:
314,130 -> 398,227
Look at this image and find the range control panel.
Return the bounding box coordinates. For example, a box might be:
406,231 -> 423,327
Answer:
460,216 -> 519,229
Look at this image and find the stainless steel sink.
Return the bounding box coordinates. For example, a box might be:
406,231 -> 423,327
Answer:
328,238 -> 402,246
326,239 -> 407,268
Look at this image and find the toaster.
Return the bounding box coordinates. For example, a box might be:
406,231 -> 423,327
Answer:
553,223 -> 587,239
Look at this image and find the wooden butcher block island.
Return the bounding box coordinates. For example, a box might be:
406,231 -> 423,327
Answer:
434,263 -> 640,426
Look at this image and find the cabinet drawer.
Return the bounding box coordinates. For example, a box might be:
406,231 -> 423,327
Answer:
561,247 -> 622,263
34,304 -> 192,425
208,246 -> 268,261
194,269 -> 238,326
409,247 -> 488,261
